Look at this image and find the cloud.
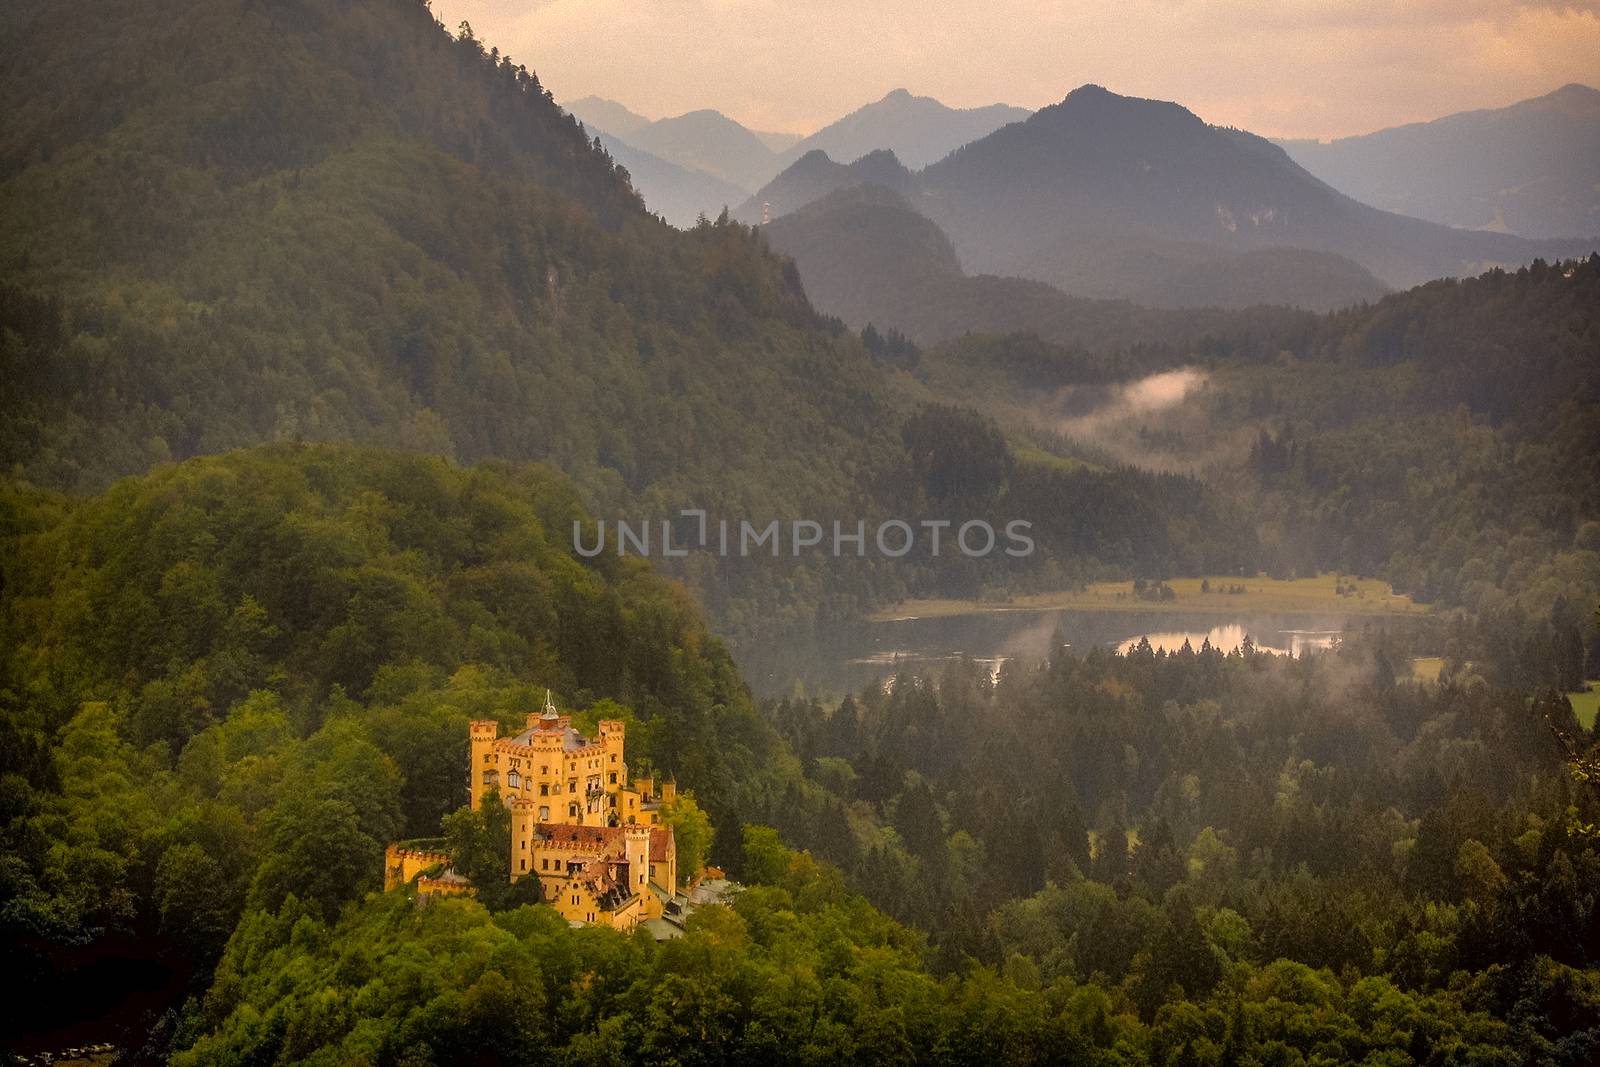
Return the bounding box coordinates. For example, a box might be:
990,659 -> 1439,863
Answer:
430,0 -> 1600,138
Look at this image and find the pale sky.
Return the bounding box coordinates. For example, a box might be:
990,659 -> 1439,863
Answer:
430,0 -> 1600,140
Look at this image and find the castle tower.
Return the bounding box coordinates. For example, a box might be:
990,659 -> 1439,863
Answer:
509,798 -> 537,880
660,774 -> 676,806
597,719 -> 626,810
624,824 -> 652,897
469,720 -> 499,809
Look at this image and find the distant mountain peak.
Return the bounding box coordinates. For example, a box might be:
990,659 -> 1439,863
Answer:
773,90 -> 1031,173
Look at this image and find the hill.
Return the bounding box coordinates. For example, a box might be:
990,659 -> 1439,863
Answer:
735,148 -> 918,222
774,87 -> 1029,171
763,184 -> 1330,344
1278,84 -> 1600,240
566,94 -> 652,137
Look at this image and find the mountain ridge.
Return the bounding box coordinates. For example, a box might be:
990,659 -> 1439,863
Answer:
1276,83 -> 1600,239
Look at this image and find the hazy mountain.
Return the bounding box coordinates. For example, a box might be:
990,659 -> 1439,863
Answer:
591,130 -> 749,226
778,88 -> 1029,171
624,108 -> 779,190
1278,84 -> 1600,240
912,85 -> 1593,301
568,94 -> 652,138
752,128 -> 803,153
735,148 -> 917,222
762,185 -> 1367,346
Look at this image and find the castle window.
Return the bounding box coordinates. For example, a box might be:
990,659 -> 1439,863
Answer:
481,770 -> 496,785
539,806 -> 549,820
542,858 -> 549,870
507,770 -> 521,789
609,772 -> 617,784
568,803 -> 579,818
520,859 -> 526,870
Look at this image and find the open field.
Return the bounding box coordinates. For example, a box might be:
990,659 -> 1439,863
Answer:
870,574 -> 1430,621
1570,683 -> 1600,731
1411,656 -> 1447,683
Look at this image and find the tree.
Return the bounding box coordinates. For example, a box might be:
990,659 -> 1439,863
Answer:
661,791 -> 714,879
251,793 -> 380,921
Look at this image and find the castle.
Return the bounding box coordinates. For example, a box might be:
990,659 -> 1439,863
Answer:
386,693 -> 680,931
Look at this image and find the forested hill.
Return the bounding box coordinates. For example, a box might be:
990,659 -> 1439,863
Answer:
0,446 -> 786,954
0,0 -> 899,529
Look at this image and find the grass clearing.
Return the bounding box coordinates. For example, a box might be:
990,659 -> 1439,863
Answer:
871,574 -> 1429,621
1569,683 -> 1600,731
1411,657 -> 1446,683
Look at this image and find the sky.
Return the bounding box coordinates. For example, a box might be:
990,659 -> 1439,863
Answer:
428,0 -> 1600,140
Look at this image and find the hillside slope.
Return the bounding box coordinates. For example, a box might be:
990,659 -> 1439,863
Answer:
0,0 -> 923,638
1279,84 -> 1600,240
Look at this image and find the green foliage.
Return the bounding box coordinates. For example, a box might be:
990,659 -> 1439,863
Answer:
660,792 -> 714,878
163,830 -> 1592,1065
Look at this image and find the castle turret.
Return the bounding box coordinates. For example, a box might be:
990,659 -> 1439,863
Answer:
660,774 -> 676,806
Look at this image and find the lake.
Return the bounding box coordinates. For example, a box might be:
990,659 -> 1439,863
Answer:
735,608 -> 1407,698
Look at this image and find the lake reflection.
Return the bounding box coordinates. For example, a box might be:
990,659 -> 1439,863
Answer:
1117,624 -> 1342,657
736,609 -> 1390,699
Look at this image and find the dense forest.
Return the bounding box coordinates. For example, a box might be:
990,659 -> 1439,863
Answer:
5,446 -> 1596,1063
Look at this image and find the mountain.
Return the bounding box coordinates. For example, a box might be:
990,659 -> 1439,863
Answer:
0,0 -> 921,638
777,88 -> 1029,171
1278,84 -> 1600,240
762,184 -> 1348,345
567,94 -> 652,137
590,129 -> 748,226
735,148 -> 918,222
911,85 -> 1594,303
623,108 -> 779,190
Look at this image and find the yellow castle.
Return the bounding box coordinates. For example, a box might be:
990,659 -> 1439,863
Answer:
427,691 -> 680,930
